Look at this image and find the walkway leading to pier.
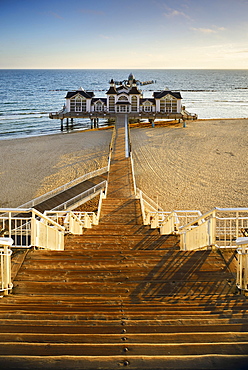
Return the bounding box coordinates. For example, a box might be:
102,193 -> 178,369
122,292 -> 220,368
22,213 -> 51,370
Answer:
33,173 -> 107,213
0,115 -> 248,369
100,114 -> 143,224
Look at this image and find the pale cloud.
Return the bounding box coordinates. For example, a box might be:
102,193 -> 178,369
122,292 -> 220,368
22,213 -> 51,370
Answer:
191,26 -> 226,34
163,7 -> 192,20
99,34 -> 111,39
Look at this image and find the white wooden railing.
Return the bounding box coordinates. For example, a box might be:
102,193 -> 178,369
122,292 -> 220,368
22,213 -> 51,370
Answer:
96,190 -> 106,223
0,238 -> 13,297
151,210 -> 202,233
105,125 -> 116,197
236,237 -> 248,293
130,152 -> 137,196
18,167 -> 108,210
136,189 -> 164,212
0,208 -> 64,250
45,211 -> 98,234
179,208 -> 248,251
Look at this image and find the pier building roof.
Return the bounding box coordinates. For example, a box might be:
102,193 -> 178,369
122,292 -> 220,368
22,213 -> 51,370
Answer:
65,90 -> 95,99
153,91 -> 182,99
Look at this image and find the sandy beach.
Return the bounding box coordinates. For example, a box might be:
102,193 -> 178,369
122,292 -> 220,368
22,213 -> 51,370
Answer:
0,119 -> 247,213
0,129 -> 112,208
131,118 -> 248,213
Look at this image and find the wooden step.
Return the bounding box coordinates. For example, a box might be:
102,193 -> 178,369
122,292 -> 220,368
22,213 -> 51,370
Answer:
1,354 -> 248,370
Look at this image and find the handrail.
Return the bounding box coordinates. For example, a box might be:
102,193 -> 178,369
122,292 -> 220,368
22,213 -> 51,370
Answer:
130,152 -> 137,196
136,188 -> 164,212
45,211 -> 97,227
96,190 -> 106,224
179,207 -> 248,231
160,212 -> 178,234
179,208 -> 248,251
145,209 -> 202,232
236,238 -> 248,292
138,190 -> 146,224
125,114 -> 130,158
18,167 -> 108,209
105,125 -> 116,196
0,238 -> 13,297
0,208 -> 65,250
68,212 -> 85,234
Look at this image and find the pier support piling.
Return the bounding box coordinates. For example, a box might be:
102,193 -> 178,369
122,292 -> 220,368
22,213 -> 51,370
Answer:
60,119 -> 64,131
149,119 -> 155,128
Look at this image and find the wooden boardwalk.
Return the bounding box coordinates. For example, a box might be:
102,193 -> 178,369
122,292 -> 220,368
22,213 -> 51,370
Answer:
0,115 -> 248,369
100,114 -> 143,225
33,173 -> 107,213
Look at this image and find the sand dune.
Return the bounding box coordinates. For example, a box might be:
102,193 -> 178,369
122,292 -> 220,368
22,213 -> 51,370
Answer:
131,119 -> 248,213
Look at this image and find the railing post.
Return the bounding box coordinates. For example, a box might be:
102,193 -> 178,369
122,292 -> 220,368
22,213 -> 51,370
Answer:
138,190 -> 146,225
236,238 -> 248,294
209,211 -> 216,246
151,212 -> 159,229
8,212 -> 11,239
31,211 -> 36,247
236,211 -> 239,240
84,213 -> 92,229
0,238 -> 13,296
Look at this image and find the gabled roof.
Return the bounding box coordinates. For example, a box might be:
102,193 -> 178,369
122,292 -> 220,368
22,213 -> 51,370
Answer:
129,86 -> 141,95
92,98 -> 107,104
140,98 -> 155,104
153,91 -> 182,99
106,86 -> 117,95
65,90 -> 94,99
116,85 -> 129,92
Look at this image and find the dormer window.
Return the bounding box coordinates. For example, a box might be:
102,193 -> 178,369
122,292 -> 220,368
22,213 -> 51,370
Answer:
94,101 -> 104,112
143,100 -> 152,112
160,95 -> 177,113
70,95 -> 86,112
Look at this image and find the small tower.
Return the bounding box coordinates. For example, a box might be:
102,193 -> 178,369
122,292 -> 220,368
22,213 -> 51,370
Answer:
128,73 -> 135,87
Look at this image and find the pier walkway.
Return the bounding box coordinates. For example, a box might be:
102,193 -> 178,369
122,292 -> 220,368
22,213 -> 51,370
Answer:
0,116 -> 248,369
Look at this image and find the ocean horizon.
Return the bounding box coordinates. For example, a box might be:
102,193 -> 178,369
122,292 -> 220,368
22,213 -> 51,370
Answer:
0,69 -> 247,140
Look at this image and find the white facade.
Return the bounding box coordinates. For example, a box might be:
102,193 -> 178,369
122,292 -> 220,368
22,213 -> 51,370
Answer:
64,79 -> 182,114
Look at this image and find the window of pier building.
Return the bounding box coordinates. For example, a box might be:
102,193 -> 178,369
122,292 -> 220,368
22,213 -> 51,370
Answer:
116,104 -> 129,113
70,96 -> 87,112
118,95 -> 129,102
109,96 -> 115,112
116,96 -> 130,113
94,101 -> 104,112
131,96 -> 138,112
142,101 -> 152,112
160,96 -> 178,113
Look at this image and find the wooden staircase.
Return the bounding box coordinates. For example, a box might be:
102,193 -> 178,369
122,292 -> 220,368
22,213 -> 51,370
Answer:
0,115 -> 248,369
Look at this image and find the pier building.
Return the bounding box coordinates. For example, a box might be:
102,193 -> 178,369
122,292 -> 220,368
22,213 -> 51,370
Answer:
49,73 -> 197,129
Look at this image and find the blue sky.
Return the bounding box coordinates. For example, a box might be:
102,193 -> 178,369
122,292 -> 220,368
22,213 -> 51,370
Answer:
0,0 -> 247,69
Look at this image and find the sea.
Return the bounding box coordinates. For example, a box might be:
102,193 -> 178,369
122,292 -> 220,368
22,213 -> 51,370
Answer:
0,69 -> 247,140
